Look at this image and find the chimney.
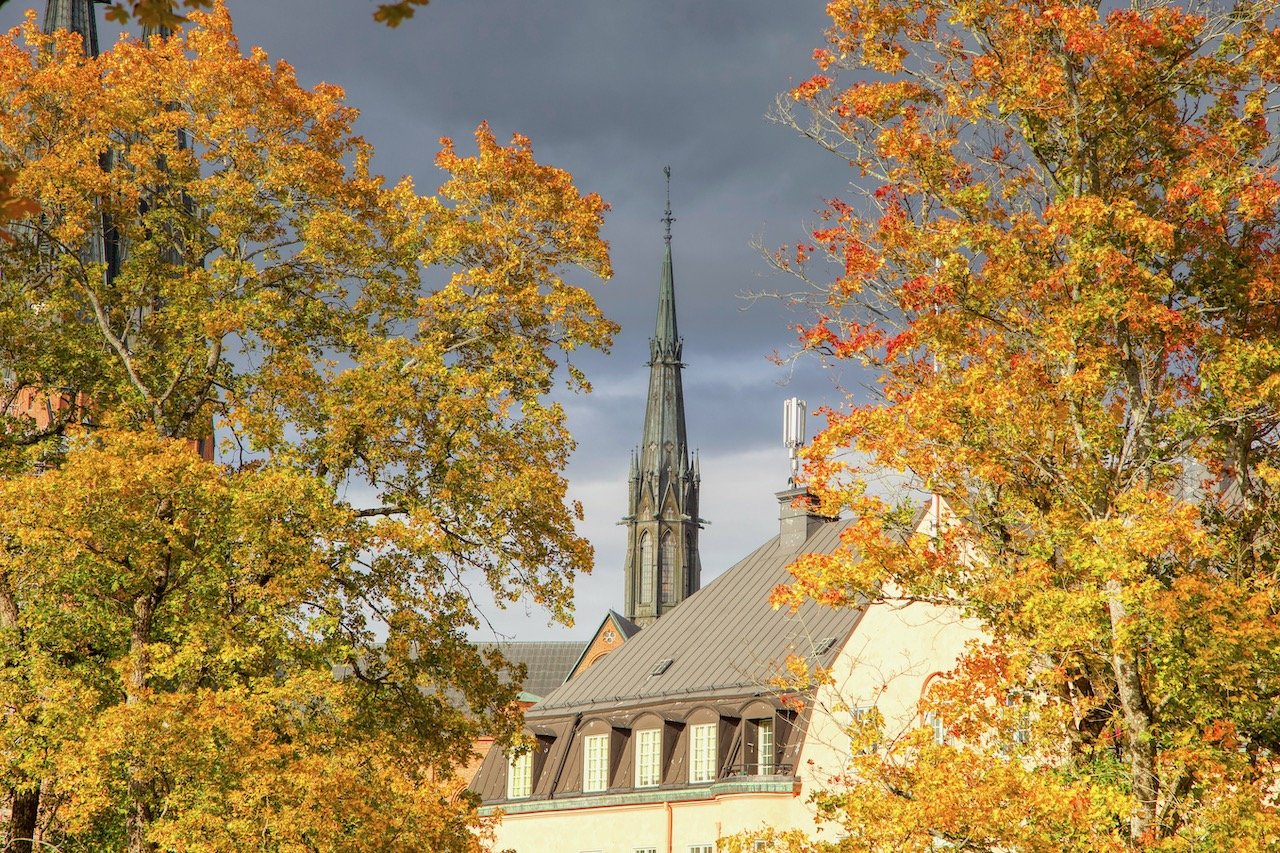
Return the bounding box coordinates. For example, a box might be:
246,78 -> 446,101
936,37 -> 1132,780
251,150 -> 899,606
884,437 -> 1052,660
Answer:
776,487 -> 837,551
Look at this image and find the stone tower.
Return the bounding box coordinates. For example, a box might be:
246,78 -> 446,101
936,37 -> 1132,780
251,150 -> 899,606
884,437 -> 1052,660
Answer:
623,168 -> 702,627
44,0 -> 102,53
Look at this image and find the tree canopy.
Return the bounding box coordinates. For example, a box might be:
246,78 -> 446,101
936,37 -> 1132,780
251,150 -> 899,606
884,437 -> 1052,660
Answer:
767,0 -> 1280,848
0,6 -> 613,851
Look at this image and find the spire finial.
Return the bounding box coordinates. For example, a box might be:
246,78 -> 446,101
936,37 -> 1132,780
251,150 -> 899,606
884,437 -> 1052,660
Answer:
662,165 -> 674,245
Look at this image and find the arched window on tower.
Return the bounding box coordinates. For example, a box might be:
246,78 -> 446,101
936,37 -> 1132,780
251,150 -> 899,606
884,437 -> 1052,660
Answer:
660,532 -> 675,604
640,532 -> 654,604
686,531 -> 696,593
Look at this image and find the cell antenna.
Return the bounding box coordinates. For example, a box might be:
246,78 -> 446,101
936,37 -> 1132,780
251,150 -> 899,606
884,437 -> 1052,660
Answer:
783,397 -> 807,486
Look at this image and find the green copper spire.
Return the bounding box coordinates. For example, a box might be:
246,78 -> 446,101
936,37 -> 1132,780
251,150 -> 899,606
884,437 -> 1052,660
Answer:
623,168 -> 702,628
654,165 -> 679,353
43,0 -> 102,55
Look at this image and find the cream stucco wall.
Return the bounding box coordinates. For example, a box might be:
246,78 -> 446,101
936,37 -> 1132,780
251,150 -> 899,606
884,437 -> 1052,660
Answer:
799,598 -> 978,794
489,788 -> 817,853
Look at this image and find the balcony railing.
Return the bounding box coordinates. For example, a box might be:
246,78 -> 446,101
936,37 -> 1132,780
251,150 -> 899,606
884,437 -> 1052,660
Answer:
723,762 -> 794,777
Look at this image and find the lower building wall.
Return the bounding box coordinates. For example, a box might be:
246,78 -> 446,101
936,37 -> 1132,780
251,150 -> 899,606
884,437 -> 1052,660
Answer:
489,791 -> 815,853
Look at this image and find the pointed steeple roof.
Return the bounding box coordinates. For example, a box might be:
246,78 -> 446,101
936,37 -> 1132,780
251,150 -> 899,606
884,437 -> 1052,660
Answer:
641,166 -> 687,460
654,166 -> 679,351
43,0 -> 102,55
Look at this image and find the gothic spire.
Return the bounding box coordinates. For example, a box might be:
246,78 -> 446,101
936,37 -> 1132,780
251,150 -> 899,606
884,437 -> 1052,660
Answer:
43,0 -> 102,55
623,168 -> 702,627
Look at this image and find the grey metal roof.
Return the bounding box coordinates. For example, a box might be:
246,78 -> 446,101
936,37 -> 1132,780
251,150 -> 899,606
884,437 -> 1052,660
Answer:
529,518 -> 862,716
474,641 -> 584,700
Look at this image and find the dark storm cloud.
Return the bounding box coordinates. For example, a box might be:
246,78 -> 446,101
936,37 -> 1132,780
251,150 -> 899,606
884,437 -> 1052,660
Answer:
2,0 -> 871,638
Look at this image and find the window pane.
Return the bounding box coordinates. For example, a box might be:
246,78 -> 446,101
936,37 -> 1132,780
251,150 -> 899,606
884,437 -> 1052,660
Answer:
689,722 -> 717,783
583,734 -> 609,792
660,532 -> 675,603
507,751 -> 532,799
636,728 -> 662,787
640,533 -> 653,604
924,710 -> 946,746
757,718 -> 774,774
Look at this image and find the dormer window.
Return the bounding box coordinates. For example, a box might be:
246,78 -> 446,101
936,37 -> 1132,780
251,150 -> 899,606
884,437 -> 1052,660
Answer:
635,728 -> 662,787
689,722 -> 717,783
757,718 -> 775,774
582,733 -> 609,792
507,751 -> 533,799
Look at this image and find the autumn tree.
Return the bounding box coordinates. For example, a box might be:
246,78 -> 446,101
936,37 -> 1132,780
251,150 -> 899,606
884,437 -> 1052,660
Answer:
0,6 -> 612,852
766,0 -> 1280,849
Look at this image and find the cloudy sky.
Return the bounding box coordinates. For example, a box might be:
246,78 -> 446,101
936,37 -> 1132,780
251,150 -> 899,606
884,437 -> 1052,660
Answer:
2,1 -> 872,640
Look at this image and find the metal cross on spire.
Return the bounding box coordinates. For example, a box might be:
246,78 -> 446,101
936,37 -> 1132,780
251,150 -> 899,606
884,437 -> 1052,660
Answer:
662,165 -> 675,245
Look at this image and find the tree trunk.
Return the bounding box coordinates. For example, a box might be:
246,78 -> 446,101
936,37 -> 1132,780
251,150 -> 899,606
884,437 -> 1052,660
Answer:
0,578 -> 40,853
126,595 -> 155,853
6,785 -> 39,853
1106,578 -> 1158,840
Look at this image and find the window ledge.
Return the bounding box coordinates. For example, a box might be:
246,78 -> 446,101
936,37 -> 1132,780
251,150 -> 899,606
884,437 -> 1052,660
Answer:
481,776 -> 801,816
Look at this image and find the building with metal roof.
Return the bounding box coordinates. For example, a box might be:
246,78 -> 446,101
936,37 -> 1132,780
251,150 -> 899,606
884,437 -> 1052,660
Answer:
471,492 -> 978,852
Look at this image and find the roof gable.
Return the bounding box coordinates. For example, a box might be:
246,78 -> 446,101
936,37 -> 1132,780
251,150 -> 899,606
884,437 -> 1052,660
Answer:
564,610 -> 642,682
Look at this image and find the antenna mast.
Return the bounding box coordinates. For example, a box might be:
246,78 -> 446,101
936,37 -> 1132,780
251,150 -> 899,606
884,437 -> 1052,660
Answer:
783,397 -> 807,487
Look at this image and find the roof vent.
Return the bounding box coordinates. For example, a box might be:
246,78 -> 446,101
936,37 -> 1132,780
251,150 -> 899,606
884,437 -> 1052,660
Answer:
650,659 -> 674,676
813,637 -> 838,656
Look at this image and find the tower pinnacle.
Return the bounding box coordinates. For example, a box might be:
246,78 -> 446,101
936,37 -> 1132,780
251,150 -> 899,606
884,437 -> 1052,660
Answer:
623,169 -> 702,627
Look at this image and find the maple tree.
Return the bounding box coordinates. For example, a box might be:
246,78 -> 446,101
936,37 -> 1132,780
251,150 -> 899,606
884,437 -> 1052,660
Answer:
764,0 -> 1280,849
0,6 -> 612,852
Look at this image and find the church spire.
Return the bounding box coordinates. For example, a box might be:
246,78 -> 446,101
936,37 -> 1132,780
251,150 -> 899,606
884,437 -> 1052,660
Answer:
623,167 -> 702,628
43,0 -> 102,55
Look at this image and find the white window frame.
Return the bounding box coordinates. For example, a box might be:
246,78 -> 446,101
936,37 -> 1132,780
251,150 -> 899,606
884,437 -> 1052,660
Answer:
852,706 -> 880,755
689,722 -> 717,783
757,717 -> 775,774
635,727 -> 662,788
507,750 -> 533,799
582,733 -> 609,792
924,710 -> 946,746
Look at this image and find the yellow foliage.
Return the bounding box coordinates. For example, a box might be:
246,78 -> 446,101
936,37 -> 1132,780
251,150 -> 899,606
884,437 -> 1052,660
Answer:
0,6 -> 612,850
